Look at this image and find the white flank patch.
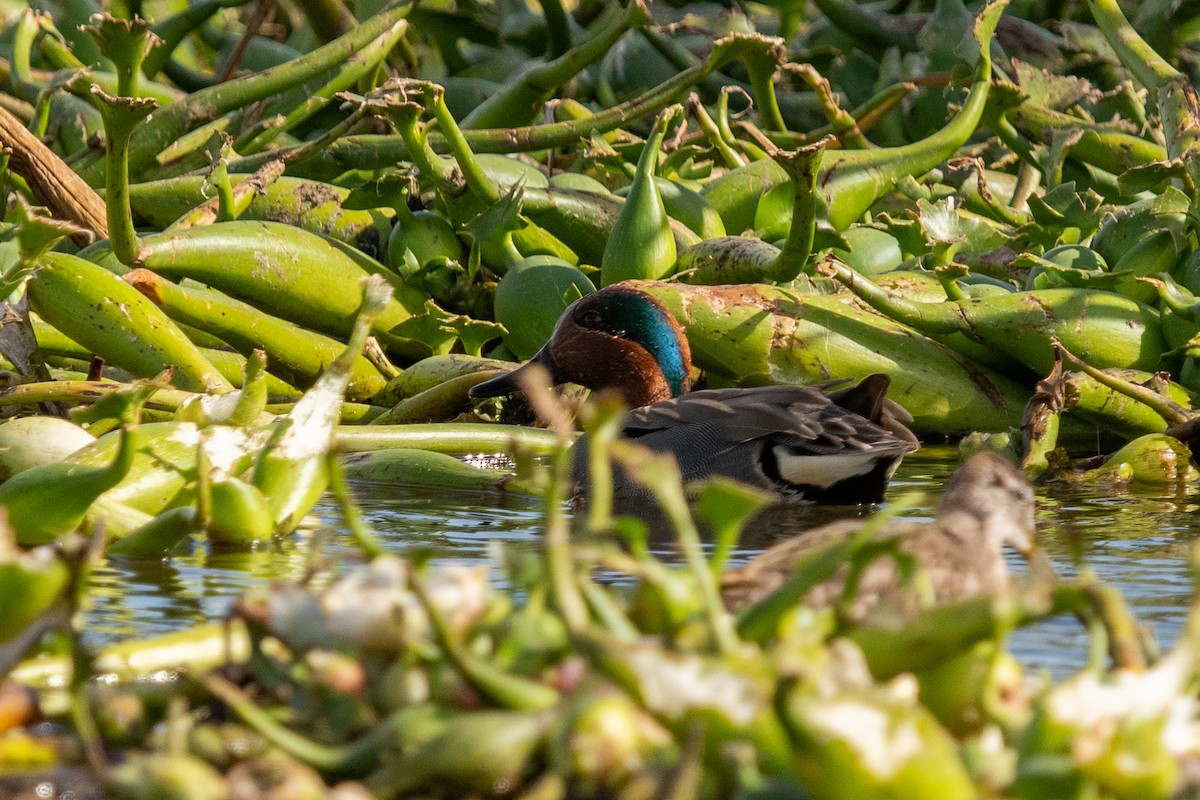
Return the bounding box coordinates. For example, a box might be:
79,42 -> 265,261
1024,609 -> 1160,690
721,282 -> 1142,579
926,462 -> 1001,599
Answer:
773,450 -> 879,488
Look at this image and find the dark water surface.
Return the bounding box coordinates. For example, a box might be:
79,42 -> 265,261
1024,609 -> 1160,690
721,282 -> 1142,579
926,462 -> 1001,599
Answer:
85,446 -> 1200,677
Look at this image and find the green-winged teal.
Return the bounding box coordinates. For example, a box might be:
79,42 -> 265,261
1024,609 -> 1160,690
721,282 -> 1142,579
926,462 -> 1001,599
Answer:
720,451 -> 1036,618
470,284 -> 920,503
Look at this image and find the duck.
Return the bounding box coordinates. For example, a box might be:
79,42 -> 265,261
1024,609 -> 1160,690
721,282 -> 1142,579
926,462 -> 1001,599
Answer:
469,284 -> 919,503
720,451 -> 1036,620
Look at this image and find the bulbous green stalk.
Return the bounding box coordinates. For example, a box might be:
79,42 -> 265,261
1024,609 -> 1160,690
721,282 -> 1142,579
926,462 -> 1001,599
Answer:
600,104 -> 682,285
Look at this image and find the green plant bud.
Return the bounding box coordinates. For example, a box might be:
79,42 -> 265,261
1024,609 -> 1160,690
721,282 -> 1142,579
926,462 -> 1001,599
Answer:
69,421 -> 265,515
0,417 -> 94,483
1111,230 -> 1181,302
1026,245 -> 1109,290
495,255 -> 595,358
1096,434 -> 1198,486
1091,188 -> 1188,271
0,420 -> 143,545
617,177 -> 726,239
107,506 -> 197,558
367,709 -> 551,797
549,688 -> 672,792
207,477 -> 274,545
600,106 -> 682,285
675,236 -> 781,285
626,565 -> 705,636
703,158 -> 788,235
387,209 -> 465,272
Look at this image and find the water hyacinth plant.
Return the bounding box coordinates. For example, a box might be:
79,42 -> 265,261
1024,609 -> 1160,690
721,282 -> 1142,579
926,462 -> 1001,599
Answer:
6,0 -> 1200,796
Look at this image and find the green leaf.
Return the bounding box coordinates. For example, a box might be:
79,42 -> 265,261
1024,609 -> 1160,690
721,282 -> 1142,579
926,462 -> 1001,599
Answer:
461,179 -> 524,246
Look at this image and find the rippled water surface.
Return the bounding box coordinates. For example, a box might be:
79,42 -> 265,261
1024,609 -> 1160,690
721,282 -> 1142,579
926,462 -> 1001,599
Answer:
85,446 -> 1200,676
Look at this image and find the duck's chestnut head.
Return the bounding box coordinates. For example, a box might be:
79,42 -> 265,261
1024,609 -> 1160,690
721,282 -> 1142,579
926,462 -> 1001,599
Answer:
470,285 -> 692,407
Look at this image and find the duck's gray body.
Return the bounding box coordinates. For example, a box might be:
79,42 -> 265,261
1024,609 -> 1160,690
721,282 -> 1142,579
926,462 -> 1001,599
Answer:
575,383 -> 919,503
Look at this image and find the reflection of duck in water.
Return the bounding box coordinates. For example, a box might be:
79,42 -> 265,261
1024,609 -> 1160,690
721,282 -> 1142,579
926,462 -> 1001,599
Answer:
721,452 -> 1037,620
470,285 -> 919,503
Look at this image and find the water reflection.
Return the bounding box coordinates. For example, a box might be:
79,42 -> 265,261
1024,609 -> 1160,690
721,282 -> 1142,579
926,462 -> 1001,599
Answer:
85,446 -> 1200,677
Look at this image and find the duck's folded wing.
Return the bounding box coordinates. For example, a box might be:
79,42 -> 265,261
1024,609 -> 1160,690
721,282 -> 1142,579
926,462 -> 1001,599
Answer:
621,387 -> 917,501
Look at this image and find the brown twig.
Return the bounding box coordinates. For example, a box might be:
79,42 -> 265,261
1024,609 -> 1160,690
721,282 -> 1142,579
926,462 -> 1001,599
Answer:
0,106 -> 106,244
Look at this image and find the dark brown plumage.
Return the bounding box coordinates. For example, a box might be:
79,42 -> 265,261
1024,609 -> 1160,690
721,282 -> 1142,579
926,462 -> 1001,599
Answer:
720,451 -> 1036,619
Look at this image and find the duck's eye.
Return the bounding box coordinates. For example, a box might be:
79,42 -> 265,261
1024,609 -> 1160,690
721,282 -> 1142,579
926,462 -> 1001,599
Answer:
577,309 -> 603,329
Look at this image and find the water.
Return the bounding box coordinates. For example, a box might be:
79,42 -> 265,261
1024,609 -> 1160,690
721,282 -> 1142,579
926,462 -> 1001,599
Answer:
85,446 -> 1200,677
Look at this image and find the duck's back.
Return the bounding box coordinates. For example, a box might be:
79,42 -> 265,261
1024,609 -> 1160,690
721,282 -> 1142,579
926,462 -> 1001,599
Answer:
577,385 -> 918,503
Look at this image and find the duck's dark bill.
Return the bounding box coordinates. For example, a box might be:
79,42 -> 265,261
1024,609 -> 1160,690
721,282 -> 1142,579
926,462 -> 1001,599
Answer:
469,346 -> 563,398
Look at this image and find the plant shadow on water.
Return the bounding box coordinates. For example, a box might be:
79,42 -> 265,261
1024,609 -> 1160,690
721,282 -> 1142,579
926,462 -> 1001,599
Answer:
85,446 -> 1200,679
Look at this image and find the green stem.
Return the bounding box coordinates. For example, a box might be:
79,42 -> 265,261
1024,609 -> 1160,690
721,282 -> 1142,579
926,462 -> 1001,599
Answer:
423,83 -> 499,203
411,568 -> 561,711
461,0 -> 648,129
1086,0 -> 1178,89
1052,338 -> 1192,426
785,63 -> 870,148
815,0 -> 1005,229
81,1 -> 413,185
327,454 -> 385,560
612,442 -> 738,655
204,673 -> 404,774
1006,103 -> 1166,174
818,257 -> 967,334
144,0 -> 243,78
540,0 -> 571,58
546,443 -> 589,634
743,44 -> 786,133
88,87 -> 157,265
688,93 -> 746,169
293,0 -> 356,43
335,423 -> 562,455
225,104 -> 370,176
583,399 -> 624,534
278,33 -> 783,173
811,0 -> 918,51
769,137 -> 829,281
